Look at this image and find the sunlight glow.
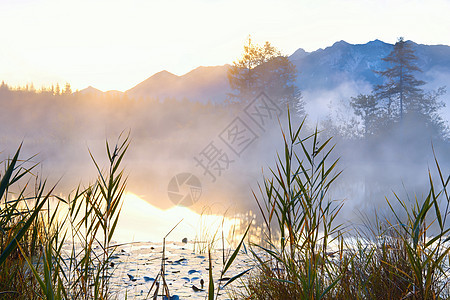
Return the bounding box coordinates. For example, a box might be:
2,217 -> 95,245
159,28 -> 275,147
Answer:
1,0 -> 449,91
115,193 -> 240,245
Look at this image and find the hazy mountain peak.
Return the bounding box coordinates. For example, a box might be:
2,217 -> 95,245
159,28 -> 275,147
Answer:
78,85 -> 103,95
183,65 -> 229,77
153,70 -> 178,78
369,39 -> 385,44
333,40 -> 350,46
290,48 -> 309,61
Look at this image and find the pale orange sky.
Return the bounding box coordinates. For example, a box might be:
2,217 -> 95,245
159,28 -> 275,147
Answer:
1,0 -> 449,92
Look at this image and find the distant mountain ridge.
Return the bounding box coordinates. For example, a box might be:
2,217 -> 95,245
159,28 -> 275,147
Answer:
126,65 -> 231,103
80,40 -> 450,104
291,39 -> 450,90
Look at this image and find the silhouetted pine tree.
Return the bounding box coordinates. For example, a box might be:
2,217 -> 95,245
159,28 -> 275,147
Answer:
375,37 -> 426,120
350,93 -> 380,137
374,37 -> 447,139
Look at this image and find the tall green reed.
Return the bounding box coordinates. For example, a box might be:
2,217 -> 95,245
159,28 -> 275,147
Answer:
249,110 -> 345,299
13,133 -> 130,299
206,222 -> 251,300
382,152 -> 450,299
0,145 -> 53,299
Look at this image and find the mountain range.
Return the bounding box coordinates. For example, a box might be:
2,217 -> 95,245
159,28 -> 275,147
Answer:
80,40 -> 450,104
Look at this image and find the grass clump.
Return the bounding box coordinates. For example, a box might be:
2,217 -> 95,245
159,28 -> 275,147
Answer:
333,152 -> 450,300
0,134 -> 129,299
241,111 -> 450,300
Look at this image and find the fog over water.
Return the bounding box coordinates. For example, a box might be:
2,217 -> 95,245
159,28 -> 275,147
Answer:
0,82 -> 449,234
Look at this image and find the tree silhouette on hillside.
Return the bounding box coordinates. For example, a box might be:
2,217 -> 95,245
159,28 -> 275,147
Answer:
227,37 -> 302,111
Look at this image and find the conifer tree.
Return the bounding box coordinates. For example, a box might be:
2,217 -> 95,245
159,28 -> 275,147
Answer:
350,93 -> 379,137
373,37 -> 447,139
63,82 -> 72,95
55,83 -> 60,95
375,37 -> 425,120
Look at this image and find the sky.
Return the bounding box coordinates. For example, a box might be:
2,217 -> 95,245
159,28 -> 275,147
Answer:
1,0 -> 450,92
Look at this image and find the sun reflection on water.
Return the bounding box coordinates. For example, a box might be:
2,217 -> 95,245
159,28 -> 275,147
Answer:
115,193 -> 241,246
